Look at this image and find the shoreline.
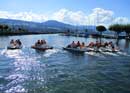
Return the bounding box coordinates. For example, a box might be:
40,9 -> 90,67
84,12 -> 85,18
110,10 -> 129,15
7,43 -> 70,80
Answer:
0,32 -> 64,36
0,32 -> 129,40
61,33 -> 127,39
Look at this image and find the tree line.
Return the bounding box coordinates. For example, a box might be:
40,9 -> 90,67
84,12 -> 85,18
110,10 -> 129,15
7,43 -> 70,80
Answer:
0,23 -> 130,38
0,24 -> 28,35
96,24 -> 130,39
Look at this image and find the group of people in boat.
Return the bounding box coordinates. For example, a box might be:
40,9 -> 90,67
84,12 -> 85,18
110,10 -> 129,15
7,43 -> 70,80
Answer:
8,39 -> 118,51
67,41 -> 86,49
35,40 -> 47,47
87,41 -> 117,51
9,39 -> 22,47
87,41 -> 114,48
9,39 -> 48,49
67,41 -> 117,51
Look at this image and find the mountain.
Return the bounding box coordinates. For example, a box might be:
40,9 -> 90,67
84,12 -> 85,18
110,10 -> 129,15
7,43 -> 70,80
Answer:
43,20 -> 72,27
0,18 -> 96,33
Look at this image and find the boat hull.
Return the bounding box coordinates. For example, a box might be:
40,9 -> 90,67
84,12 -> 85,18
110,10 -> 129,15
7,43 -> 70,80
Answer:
63,47 -> 119,53
7,46 -> 22,50
31,46 -> 53,51
63,47 -> 86,53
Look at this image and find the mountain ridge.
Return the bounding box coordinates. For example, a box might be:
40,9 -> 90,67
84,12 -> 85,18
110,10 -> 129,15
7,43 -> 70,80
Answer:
0,18 -> 96,33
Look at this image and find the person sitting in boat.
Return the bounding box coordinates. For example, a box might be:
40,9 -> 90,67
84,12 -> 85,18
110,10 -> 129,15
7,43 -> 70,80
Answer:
9,39 -> 15,47
35,40 -> 41,46
10,39 -> 15,44
40,40 -> 44,45
40,40 -> 48,48
67,41 -> 76,48
108,41 -> 115,51
80,42 -> 85,49
16,39 -> 22,46
95,41 -> 101,48
87,42 -> 94,48
76,41 -> 81,48
103,42 -> 108,47
42,40 -> 47,44
111,43 -> 115,51
14,40 -> 19,47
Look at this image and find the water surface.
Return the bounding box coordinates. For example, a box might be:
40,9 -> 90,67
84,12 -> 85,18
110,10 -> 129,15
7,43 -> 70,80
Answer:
0,34 -> 130,93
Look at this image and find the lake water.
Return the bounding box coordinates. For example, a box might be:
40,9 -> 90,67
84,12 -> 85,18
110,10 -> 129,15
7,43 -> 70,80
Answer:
0,34 -> 130,93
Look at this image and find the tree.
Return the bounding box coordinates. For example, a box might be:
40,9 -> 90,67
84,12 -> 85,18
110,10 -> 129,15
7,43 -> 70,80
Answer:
124,24 -> 130,39
109,24 -> 124,39
17,27 -> 28,33
3,25 -> 9,30
0,24 -> 4,34
85,29 -> 88,33
0,24 -> 3,29
0,24 -> 12,35
96,25 -> 106,43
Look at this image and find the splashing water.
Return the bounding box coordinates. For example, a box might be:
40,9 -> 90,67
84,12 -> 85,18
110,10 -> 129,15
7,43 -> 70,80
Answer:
43,49 -> 61,57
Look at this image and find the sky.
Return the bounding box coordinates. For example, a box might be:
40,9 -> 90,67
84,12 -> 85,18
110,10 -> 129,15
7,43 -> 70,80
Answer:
0,0 -> 130,26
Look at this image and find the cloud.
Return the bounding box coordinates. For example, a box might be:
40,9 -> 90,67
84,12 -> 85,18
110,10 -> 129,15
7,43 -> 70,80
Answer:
51,9 -> 86,25
0,11 -> 48,22
0,8 -> 129,26
51,8 -> 129,26
88,8 -> 114,25
113,17 -> 129,24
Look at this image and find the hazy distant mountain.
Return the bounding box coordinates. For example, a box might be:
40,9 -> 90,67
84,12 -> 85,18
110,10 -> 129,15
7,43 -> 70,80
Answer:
43,20 -> 72,27
0,18 -> 96,33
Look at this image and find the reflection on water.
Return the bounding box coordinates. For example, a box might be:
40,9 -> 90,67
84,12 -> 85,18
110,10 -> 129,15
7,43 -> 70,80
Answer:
0,34 -> 130,93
